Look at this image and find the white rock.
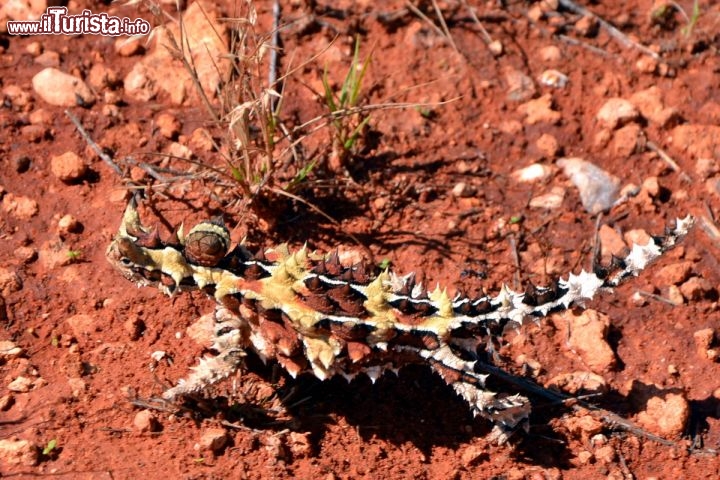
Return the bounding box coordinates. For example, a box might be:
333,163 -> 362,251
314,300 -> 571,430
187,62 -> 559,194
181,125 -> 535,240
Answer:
596,98 -> 639,129
58,214 -> 82,235
0,341 -> 23,358
2,193 -> 39,220
529,186 -> 566,209
557,157 -> 620,214
32,68 -> 95,107
538,69 -> 569,88
511,163 -> 554,183
7,376 -> 33,392
451,182 -> 476,198
0,439 -> 38,466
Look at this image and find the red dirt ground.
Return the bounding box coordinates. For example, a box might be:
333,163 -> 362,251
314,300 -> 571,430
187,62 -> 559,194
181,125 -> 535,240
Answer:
2,0 -> 720,478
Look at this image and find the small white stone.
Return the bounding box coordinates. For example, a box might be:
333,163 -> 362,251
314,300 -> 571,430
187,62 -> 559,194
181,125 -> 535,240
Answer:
557,157 -> 620,214
451,182 -> 476,198
0,341 -> 23,358
529,186 -> 566,209
57,214 -> 82,235
538,69 -> 569,88
0,439 -> 38,466
2,194 -> 39,220
8,376 -> 34,392
511,163 -> 554,183
596,98 -> 639,129
32,68 -> 95,107
488,40 -> 504,56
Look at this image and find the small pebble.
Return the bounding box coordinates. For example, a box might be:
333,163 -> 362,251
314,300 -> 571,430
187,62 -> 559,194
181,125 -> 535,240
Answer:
563,309 -> 615,373
635,388 -> 689,437
0,439 -> 38,466
680,276 -> 713,302
517,94 -> 561,125
452,182 -> 476,198
156,112 -> 182,139
25,41 -> 42,56
87,64 -> 120,90
574,15 -> 598,37
488,40 -> 503,57
529,187 -> 565,209
57,214 -> 82,235
642,176 -> 660,197
0,341 -> 23,358
511,163 -> 554,183
0,268 -> 22,295
51,152 -> 88,182
287,432 -> 312,458
20,125 -> 47,142
596,98 -> 639,129
0,393 -> 14,411
34,50 -> 60,68
693,328 -> 714,353
535,133 -> 559,157
667,285 -> 684,305
188,128 -> 215,152
115,36 -> 145,56
2,194 -> 39,220
133,410 -> 160,433
538,69 -> 568,88
539,45 -> 562,63
695,158 -> 719,180
198,428 -> 229,453
8,376 -> 34,393
32,68 -> 95,107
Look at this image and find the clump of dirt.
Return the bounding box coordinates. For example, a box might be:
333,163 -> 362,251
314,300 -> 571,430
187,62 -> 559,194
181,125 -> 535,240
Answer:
2,0 -> 720,478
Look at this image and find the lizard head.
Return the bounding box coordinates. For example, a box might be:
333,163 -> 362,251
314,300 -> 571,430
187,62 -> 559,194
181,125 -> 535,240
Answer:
106,198 -> 170,289
107,199 -> 232,293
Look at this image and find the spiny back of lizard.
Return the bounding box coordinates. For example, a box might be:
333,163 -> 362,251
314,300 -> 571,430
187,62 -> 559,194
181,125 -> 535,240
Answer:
106,199 -> 693,438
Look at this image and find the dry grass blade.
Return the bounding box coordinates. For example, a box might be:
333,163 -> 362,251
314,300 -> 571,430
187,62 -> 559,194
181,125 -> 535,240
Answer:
558,0 -> 661,59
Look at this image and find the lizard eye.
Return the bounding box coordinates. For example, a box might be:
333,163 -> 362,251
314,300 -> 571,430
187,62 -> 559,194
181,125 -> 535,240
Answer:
120,257 -> 132,266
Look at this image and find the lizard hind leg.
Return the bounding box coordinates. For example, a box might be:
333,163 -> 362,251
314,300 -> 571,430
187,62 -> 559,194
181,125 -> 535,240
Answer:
163,306 -> 249,401
423,344 -> 531,442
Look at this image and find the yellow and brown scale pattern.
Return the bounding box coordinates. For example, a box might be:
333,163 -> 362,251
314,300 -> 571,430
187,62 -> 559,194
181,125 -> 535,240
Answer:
107,200 -> 693,435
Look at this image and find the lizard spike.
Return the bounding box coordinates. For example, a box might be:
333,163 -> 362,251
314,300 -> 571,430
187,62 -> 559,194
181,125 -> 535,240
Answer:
209,215 -> 225,228
135,224 -> 162,249
351,262 -> 372,284
398,272 -> 417,296
121,199 -> 148,239
167,223 -> 183,247
341,268 -> 354,282
522,283 -> 538,306
312,260 -> 327,275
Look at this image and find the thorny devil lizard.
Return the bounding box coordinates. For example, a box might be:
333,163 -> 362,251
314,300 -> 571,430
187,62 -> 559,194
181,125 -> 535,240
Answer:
106,199 -> 694,439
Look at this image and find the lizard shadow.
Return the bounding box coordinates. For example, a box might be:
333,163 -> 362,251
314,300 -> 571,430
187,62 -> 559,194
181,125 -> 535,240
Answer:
222,354 -> 580,467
